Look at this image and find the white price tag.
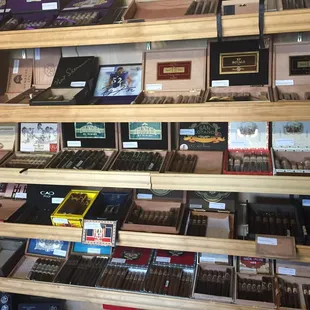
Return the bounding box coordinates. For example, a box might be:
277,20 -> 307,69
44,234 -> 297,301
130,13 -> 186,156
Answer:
53,218 -> 69,224
275,139 -> 295,147
189,204 -> 202,209
123,142 -> 138,148
111,258 -> 126,264
137,193 -> 153,200
302,199 -> 310,207
34,48 -> 40,60
211,80 -> 229,87
67,141 -> 81,147
42,2 -> 58,10
13,60 -> 19,74
230,141 -> 246,148
275,79 -> 294,86
209,202 -> 226,210
180,129 -> 195,136
70,81 -> 86,87
84,222 -> 102,230
87,248 -> 101,254
0,8 -> 11,13
52,197 -> 64,204
156,257 -> 171,263
257,236 -> 277,246
146,84 -> 162,91
53,249 -> 66,257
278,267 -> 296,276
200,257 -> 216,263
15,192 -> 27,199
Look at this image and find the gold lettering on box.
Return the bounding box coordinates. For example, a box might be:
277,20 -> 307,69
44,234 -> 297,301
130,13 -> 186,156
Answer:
157,61 -> 191,80
290,55 -> 310,75
219,52 -> 259,74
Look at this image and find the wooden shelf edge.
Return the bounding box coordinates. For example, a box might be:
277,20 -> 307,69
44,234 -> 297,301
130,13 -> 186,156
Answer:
1,102 -> 310,122
0,278 -> 265,310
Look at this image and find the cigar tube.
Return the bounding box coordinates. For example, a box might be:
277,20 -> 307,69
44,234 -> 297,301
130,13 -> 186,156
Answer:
181,155 -> 191,172
122,269 -> 132,290
154,267 -> 164,294
101,266 -> 114,287
130,272 -> 139,291
167,268 -> 176,295
132,272 -> 141,291
215,271 -> 223,296
146,267 -> 157,292
184,273 -> 192,297
303,285 -> 310,310
172,269 -> 183,296
178,273 -> 186,296
62,150 -> 86,169
157,267 -> 168,294
176,155 -> 186,172
266,277 -> 273,303
187,154 -> 197,173
223,269 -> 231,297
292,283 -> 300,309
109,267 -> 121,288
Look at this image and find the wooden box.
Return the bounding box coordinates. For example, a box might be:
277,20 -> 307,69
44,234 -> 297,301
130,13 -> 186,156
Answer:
0,199 -> 25,222
0,123 -> 16,165
238,256 -> 273,275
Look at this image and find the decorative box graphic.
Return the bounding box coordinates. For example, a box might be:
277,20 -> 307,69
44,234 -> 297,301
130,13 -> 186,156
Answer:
157,61 -> 191,80
74,122 -> 106,139
128,122 -> 162,140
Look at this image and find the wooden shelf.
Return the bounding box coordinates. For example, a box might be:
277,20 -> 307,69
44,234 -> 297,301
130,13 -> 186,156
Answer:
2,102 -> 310,122
0,10 -> 310,49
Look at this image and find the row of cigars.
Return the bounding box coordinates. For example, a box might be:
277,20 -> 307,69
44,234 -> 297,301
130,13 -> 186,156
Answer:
0,0 -> 306,32
0,120 -> 309,176
2,38 -> 310,107
1,236 -> 310,309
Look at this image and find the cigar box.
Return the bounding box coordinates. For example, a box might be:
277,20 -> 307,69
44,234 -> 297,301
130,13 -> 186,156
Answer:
92,63 -> 142,105
6,87 -> 45,104
223,122 -> 273,175
9,0 -> 62,13
235,273 -> 276,308
298,196 -> 310,245
1,122 -> 59,169
238,256 -> 273,275
273,41 -> 310,102
51,189 -> 99,227
0,198 -> 25,222
3,183 -> 27,199
7,184 -> 72,225
123,0 -> 218,22
207,38 -> 272,102
54,242 -> 110,286
30,56 -> 98,106
271,121 -> 310,175
47,122 -> 118,171
153,249 -> 196,268
0,123 -> 16,165
10,239 -> 70,282
133,48 -> 207,105
276,260 -> 310,278
0,238 -> 26,277
281,0 -> 310,9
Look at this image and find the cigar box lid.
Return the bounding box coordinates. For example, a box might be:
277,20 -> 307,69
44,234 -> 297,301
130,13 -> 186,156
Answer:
52,56 -> 98,89
228,122 -> 269,150
143,48 -> 206,92
153,250 -> 196,267
111,246 -> 153,267
272,121 -> 310,150
26,239 -> 70,259
0,199 -> 25,221
19,122 -> 59,153
209,38 -> 270,87
6,59 -> 33,94
63,0 -> 115,11
199,253 -> 230,265
136,189 -> 186,203
0,124 -> 16,151
9,0 -> 60,13
178,122 -> 228,151
62,122 -> 117,149
188,191 -> 236,213
3,183 -> 27,199
238,256 -> 272,274
276,260 -> 310,278
72,242 -> 112,256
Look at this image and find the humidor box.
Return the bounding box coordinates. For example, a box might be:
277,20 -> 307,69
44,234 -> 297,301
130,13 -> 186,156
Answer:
51,189 -> 99,227
30,56 -> 98,106
0,238 -> 26,277
0,123 -> 16,165
123,0 -> 218,22
207,38 -> 272,102
1,122 -> 59,169
237,256 -> 273,275
9,238 -> 70,282
271,121 -> 310,175
9,0 -> 63,13
223,122 -> 273,175
133,48 -> 207,105
273,41 -> 310,102
47,122 -> 118,171
276,260 -> 310,278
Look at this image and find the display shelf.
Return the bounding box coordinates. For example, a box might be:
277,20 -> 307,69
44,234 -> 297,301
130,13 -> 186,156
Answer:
2,102 -> 310,122
0,10 -> 310,49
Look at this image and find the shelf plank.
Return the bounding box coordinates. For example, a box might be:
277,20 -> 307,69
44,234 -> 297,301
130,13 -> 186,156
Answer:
0,278 -> 267,309
0,10 -> 310,49
1,102 -> 310,122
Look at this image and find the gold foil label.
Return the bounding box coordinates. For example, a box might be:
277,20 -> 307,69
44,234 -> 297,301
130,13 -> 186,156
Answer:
290,55 -> 310,75
220,52 -> 259,74
157,61 -> 191,80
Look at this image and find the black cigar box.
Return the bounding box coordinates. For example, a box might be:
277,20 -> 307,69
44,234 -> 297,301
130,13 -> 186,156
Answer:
30,56 -> 98,106
0,238 -> 26,277
46,122 -> 118,171
296,195 -> 310,245
17,295 -> 65,310
9,0 -> 63,13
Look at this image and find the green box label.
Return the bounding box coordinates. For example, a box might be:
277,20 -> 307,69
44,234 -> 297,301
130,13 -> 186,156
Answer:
75,122 -> 106,139
129,122 -> 162,140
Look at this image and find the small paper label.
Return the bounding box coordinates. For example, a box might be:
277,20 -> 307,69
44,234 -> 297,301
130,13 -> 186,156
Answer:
34,48 -> 40,60
156,256 -> 171,263
230,141 -> 246,148
257,236 -> 277,246
70,81 -> 86,87
0,8 -> 11,13
53,218 -> 69,224
302,199 -> 310,207
15,192 -> 27,199
180,129 -> 195,136
112,258 -> 126,264
87,248 -> 101,254
84,222 -> 102,230
275,79 -> 294,86
13,60 -> 19,74
200,257 -> 216,263
146,84 -> 162,91
53,249 -> 66,257
189,204 -> 202,209
123,142 -> 138,148
52,197 -> 64,204
209,202 -> 226,210
278,267 -> 296,276
137,193 -> 153,200
275,139 -> 295,147
42,2 -> 58,10
67,141 -> 81,147
212,80 -> 229,87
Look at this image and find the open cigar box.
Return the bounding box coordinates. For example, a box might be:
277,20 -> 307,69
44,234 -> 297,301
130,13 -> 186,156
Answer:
237,256 -> 273,275
0,122 -> 59,169
0,198 -> 25,222
0,123 -> 16,165
123,0 -> 218,23
54,242 -> 111,287
109,122 -> 170,172
223,122 -> 273,175
271,121 -> 310,175
47,122 -> 118,171
132,48 -> 207,105
9,238 -> 70,282
207,38 -> 273,102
